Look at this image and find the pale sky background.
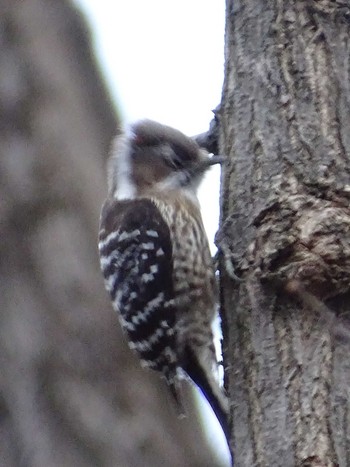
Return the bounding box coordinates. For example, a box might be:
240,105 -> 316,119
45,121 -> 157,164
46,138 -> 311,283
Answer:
73,1 -> 229,464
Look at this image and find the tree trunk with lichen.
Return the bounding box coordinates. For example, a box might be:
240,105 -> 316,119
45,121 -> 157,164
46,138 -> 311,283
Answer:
0,1 -> 224,466
218,1 -> 350,466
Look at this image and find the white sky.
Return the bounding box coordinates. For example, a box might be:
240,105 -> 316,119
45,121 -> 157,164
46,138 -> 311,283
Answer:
73,1 -> 229,464
74,0 -> 225,133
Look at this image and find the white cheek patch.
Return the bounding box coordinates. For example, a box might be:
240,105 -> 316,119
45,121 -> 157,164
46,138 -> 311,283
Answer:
109,132 -> 136,200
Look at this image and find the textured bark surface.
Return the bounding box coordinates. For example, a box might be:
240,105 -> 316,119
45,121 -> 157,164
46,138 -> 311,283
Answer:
0,1 -> 222,466
218,1 -> 350,466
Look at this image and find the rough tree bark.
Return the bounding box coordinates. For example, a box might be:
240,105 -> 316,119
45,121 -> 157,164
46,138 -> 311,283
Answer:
0,1 -> 223,466
218,1 -> 350,466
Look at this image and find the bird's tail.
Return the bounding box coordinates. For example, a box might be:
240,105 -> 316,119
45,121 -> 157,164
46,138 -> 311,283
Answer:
183,345 -> 230,439
165,368 -> 186,417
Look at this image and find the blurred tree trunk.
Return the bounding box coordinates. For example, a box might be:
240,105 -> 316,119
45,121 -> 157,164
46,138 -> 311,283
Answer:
0,0 -> 223,466
218,1 -> 350,466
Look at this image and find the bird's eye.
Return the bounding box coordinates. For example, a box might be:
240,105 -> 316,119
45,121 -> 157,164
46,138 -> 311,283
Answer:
163,146 -> 185,170
166,156 -> 183,170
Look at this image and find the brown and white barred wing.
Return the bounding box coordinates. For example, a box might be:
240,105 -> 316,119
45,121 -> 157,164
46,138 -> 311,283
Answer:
98,198 -> 180,399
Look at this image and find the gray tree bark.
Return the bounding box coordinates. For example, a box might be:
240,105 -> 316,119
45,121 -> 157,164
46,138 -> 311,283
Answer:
218,1 -> 350,466
0,0 -> 223,466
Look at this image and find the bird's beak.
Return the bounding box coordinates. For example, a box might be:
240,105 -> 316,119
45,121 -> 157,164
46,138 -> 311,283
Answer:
208,155 -> 226,166
187,155 -> 226,183
195,155 -> 226,174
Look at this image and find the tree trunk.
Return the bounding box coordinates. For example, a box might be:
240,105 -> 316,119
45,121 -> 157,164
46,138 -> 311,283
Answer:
0,1 -> 222,465
218,1 -> 350,466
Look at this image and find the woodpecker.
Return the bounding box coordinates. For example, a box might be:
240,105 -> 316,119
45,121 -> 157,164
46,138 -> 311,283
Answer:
98,119 -> 229,435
